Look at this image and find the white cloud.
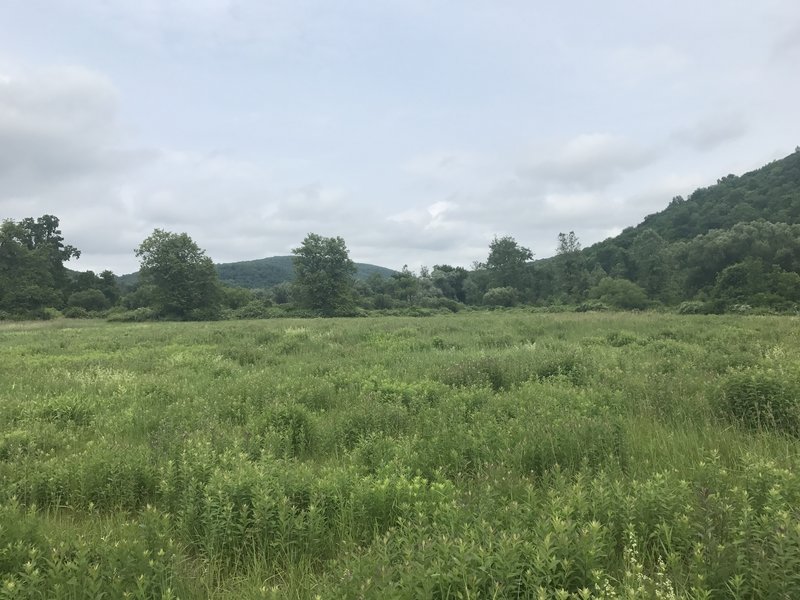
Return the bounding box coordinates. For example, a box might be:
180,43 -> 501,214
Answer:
520,134 -> 663,190
0,62 -> 151,195
673,113 -> 749,152
2,1 -> 799,275
605,44 -> 689,84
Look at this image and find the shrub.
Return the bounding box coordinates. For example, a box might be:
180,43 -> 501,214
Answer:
719,368 -> 800,434
482,287 -> 519,307
230,299 -> 275,319
63,306 -> 91,319
423,297 -> 463,312
67,289 -> 110,311
589,277 -> 649,310
106,307 -> 157,322
575,300 -> 609,312
677,300 -> 708,314
42,307 -> 63,320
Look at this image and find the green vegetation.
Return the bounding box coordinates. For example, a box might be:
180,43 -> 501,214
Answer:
135,229 -> 222,320
3,149 -> 800,320
2,312 -> 800,598
291,233 -> 357,315
0,215 -> 81,318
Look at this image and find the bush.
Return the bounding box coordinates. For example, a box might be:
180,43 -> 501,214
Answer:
589,277 -> 648,310
67,289 -> 110,311
230,299 -> 275,319
423,297 -> 463,312
676,300 -> 708,314
719,368 -> 800,434
63,306 -> 91,319
482,287 -> 518,307
575,300 -> 609,312
106,307 -> 157,322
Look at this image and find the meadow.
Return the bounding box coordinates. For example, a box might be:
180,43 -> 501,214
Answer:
1,311 -> 800,599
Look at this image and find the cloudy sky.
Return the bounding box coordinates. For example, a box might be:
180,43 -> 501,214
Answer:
1,1 -> 799,274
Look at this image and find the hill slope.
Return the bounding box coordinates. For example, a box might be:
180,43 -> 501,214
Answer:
526,148 -> 800,307
618,148 -> 800,244
118,256 -> 396,289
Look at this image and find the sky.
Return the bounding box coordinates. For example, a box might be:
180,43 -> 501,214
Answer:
1,0 -> 799,274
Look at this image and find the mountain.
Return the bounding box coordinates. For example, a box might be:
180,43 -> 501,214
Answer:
527,148 -> 800,308
215,256 -> 396,288
118,256 -> 396,289
615,148 -> 800,245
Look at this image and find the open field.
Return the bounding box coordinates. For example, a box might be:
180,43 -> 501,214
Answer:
2,312 -> 800,598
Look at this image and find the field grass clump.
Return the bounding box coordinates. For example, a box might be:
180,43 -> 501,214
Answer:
2,312 -> 800,597
719,367 -> 800,434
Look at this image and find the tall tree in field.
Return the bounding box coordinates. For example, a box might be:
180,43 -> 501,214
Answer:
0,215 -> 80,313
135,229 -> 220,319
485,236 -> 534,292
556,231 -> 589,301
292,233 -> 356,315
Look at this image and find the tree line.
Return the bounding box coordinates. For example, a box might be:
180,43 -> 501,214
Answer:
1,214 -> 799,321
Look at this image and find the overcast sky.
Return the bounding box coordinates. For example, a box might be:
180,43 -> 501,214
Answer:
1,1 -> 799,274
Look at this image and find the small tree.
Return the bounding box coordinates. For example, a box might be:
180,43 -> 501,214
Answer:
291,233 -> 356,315
483,286 -> 519,307
135,229 -> 220,319
556,231 -> 589,301
589,277 -> 648,310
68,289 -> 110,311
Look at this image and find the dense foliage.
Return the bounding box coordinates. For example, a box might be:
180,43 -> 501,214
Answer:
291,233 -> 357,315
2,313 -> 800,597
135,229 -> 221,320
0,215 -> 80,317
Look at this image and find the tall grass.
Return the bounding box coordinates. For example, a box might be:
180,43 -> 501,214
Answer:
1,312 -> 799,597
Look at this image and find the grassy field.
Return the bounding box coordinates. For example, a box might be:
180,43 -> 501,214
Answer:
1,312 -> 800,599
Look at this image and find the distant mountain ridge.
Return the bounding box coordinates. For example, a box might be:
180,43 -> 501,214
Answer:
118,255 -> 396,289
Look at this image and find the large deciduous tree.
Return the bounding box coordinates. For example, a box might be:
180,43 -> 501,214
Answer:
291,233 -> 356,315
0,215 -> 80,314
485,236 -> 533,292
135,229 -> 220,319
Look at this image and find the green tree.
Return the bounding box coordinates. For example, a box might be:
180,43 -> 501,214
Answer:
556,231 -> 589,301
67,288 -> 110,312
0,215 -> 80,314
134,229 -> 220,319
431,264 -> 468,303
390,265 -> 420,305
70,269 -> 121,306
291,233 -> 356,315
484,236 -> 533,292
629,229 -> 674,302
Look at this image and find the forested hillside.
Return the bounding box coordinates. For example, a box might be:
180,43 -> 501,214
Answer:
519,148 -> 800,311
